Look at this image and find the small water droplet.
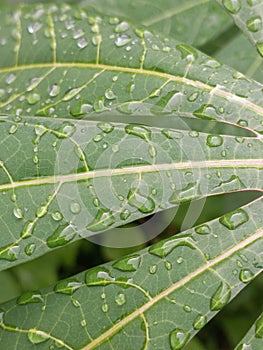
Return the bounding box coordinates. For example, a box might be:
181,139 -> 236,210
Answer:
127,188 -> 155,214
115,34 -> 131,47
177,256 -> 184,264
115,292 -> 126,306
193,314 -> 207,330
183,305 -> 192,313
72,298 -> 81,308
5,73 -> 16,84
195,224 -> 211,235
13,207 -> 23,219
51,211 -> 63,221
25,243 -> 36,256
21,221 -> 34,238
239,269 -> 254,283
223,0 -> 241,13
189,130 -> 199,138
149,234 -> 195,258
28,329 -> 49,344
169,329 -> 190,350
70,200 -> 81,214
17,291 -> 44,305
210,282 -> 231,311
206,135 -> 223,147
85,267 -> 115,286
27,92 -> 40,105
55,278 -> 82,295
219,209 -> 249,230
56,122 -> 76,138
47,224 -> 76,248
97,122 -> 114,133
77,38 -> 88,48
48,84 -> 60,97
102,303 -> 109,313
9,124 -> 18,134
187,92 -> 199,102
113,255 -> 141,272
165,260 -> 172,270
120,209 -> 131,220
194,104 -> 216,120
87,209 -> 115,232
80,319 -> 86,327
149,264 -> 157,274
125,124 -> 151,141
36,204 -> 48,218
148,145 -> 157,158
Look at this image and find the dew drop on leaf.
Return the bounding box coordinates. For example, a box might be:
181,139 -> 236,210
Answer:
0,244 -> 20,261
9,124 -> 18,134
28,329 -> 49,344
127,188 -> 155,214
21,221 -> 34,238
183,305 -> 192,313
47,224 -> 76,248
206,135 -> 223,147
149,235 -> 195,258
239,269 -> 254,283
70,200 -> 81,214
51,211 -> 63,221
115,21 -> 129,33
193,314 -> 207,330
210,282 -> 231,311
77,38 -> 88,48
36,204 -> 48,218
219,209 -> 249,230
120,209 -> 131,221
125,124 -> 151,141
97,122 -> 114,133
54,278 -> 82,295
169,329 -> 190,350
87,208 -> 115,232
195,224 -> 211,235
48,84 -> 60,97
165,260 -> 172,270
115,34 -> 131,47
102,303 -> 109,313
113,255 -> 141,271
13,207 -> 23,219
17,291 -> 44,305
27,92 -> 40,105
25,243 -> 36,256
223,0 -> 241,14
85,266 -> 115,286
115,292 -> 126,306
149,264 -> 157,274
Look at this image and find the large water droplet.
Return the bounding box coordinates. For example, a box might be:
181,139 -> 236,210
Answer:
36,204 -> 48,218
219,209 -> 249,230
115,292 -> 126,306
70,200 -> 81,214
25,243 -> 36,256
239,269 -> 254,283
17,291 -> 44,305
51,211 -> 63,221
27,92 -> 40,105
85,266 -> 115,286
120,209 -> 131,221
21,221 -> 34,238
193,314 -> 207,329
169,329 -> 190,350
47,224 -> 76,248
113,255 -> 141,271
115,21 -> 129,33
48,84 -> 60,97
127,188 -> 155,214
149,234 -> 195,258
223,0 -> 241,13
0,244 -> 20,261
55,278 -> 82,295
13,207 -> 23,219
115,34 -> 131,47
125,124 -> 151,141
247,16 -> 262,32
56,122 -> 76,138
86,209 -> 115,232
28,329 -> 49,344
206,135 -> 223,147
77,38 -> 88,49
210,282 -> 231,311
97,122 -> 114,133
195,224 -> 211,235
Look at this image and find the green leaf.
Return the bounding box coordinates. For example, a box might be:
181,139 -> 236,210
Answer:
217,0 -> 263,57
0,197 -> 262,349
79,0 -> 233,47
234,312 -> 263,349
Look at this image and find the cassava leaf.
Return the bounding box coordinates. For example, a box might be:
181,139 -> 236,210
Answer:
217,0 -> 263,57
0,197 -> 262,349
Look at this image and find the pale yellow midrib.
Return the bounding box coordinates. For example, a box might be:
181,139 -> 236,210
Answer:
82,226 -> 263,350
0,62 -> 263,117
0,159 -> 262,191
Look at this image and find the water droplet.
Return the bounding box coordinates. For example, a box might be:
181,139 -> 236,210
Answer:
17,291 -> 44,305
72,298 -> 81,308
55,278 -> 82,295
165,260 -> 172,270
176,44 -> 198,60
236,344 -> 252,350
36,204 -> 48,218
25,243 -> 36,256
56,122 -> 76,138
70,200 -> 81,214
102,303 -> 109,313
115,21 -> 129,33
148,145 -> 157,158
193,314 -> 207,330
109,17 -> 120,25
85,266 -> 115,286
115,34 -> 131,47
120,209 -> 131,221
149,234 -> 195,258
169,329 -> 190,350
127,188 -> 155,214
47,224 -> 76,248
210,282 -> 231,311
188,92 -> 199,102
9,124 -> 18,134
13,207 -> 23,219
21,221 -> 34,238
195,224 -> 211,235
177,256 -> 184,264
113,255 -> 141,271
94,97 -> 108,112
183,305 -> 192,313
97,122 -> 114,133
193,104 -> 216,120
206,135 -> 223,147
169,182 -> 200,203
239,269 -> 254,283
27,92 -> 40,105
125,124 -> 151,141
87,209 -> 115,232
48,84 -> 60,97
5,73 -> 16,84
223,0 -> 241,13
51,211 -> 63,221
219,209 -> 249,230
115,292 -> 126,306
28,329 -> 49,344
77,38 -> 88,48
149,264 -> 157,274
189,130 -> 199,138
255,313 -> 263,338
